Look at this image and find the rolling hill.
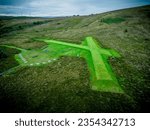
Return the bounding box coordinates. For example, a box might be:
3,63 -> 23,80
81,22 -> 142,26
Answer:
0,5 -> 150,112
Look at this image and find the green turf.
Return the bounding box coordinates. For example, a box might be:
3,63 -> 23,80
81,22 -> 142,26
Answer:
102,17 -> 125,24
0,37 -> 123,93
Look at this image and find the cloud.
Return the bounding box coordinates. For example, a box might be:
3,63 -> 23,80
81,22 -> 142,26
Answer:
0,0 -> 150,16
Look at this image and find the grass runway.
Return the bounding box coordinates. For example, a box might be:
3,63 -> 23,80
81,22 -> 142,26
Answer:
1,37 -> 123,93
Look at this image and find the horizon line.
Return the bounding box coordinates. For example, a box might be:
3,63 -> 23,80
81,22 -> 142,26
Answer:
0,4 -> 149,18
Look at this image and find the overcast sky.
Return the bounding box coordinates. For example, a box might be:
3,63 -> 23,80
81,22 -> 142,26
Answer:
0,0 -> 150,16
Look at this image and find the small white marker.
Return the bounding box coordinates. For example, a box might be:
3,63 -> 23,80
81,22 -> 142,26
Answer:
36,63 -> 40,65
30,64 -> 33,66
48,60 -> 51,62
42,62 -> 46,64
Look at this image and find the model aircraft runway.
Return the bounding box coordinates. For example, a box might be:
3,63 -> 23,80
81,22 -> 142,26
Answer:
0,37 -> 123,93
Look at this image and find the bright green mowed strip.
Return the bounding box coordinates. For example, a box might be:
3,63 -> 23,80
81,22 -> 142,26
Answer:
84,37 -> 123,93
2,37 -> 123,93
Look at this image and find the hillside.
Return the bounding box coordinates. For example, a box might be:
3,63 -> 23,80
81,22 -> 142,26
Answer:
0,5 -> 150,112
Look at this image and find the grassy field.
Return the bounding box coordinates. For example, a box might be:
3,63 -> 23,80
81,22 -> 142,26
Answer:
0,5 -> 150,112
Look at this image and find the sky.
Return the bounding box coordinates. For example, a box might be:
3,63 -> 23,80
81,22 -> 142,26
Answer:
0,0 -> 150,16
